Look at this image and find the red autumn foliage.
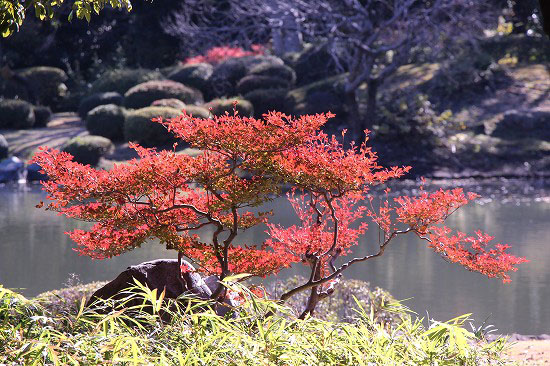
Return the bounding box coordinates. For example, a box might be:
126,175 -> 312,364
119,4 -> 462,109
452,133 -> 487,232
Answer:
32,108 -> 527,315
184,45 -> 265,65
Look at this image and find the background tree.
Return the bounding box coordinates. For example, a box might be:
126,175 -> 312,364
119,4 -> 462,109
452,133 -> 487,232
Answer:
165,0 -> 495,141
33,109 -> 527,317
0,0 -> 135,37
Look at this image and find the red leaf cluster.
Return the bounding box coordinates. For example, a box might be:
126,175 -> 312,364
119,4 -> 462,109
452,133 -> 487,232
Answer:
184,45 -> 265,65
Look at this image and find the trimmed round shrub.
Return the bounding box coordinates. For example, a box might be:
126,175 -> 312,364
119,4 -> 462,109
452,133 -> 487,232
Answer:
249,63 -> 296,84
78,92 -> 124,119
61,135 -> 115,166
236,75 -> 290,95
167,63 -> 213,95
33,105 -> 52,127
86,104 -> 126,141
209,56 -> 285,98
18,66 -> 68,107
124,80 -> 203,109
0,134 -> 8,159
204,98 -> 254,117
181,105 -> 210,119
124,106 -> 182,147
209,58 -> 250,98
243,89 -> 294,118
0,99 -> 35,129
90,69 -> 164,95
151,98 -> 186,110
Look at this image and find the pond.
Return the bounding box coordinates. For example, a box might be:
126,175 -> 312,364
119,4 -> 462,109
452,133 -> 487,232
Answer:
0,183 -> 548,335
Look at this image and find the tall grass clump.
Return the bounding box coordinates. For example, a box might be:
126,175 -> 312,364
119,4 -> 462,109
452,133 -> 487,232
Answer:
0,280 -> 513,365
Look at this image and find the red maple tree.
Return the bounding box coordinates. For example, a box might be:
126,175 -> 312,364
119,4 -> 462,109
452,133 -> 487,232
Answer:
33,109 -> 528,317
184,45 -> 265,65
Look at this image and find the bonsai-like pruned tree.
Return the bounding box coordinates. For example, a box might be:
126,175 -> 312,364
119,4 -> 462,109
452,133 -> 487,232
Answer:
33,108 -> 527,317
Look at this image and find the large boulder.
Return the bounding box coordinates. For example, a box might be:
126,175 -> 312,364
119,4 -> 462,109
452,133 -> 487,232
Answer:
86,104 -> 126,141
167,63 -> 214,96
26,162 -> 48,182
61,135 -> 115,166
491,109 -> 550,140
78,92 -> 124,119
86,259 -> 236,317
90,69 -> 164,95
204,98 -> 254,117
124,106 -> 182,147
124,80 -> 203,109
0,134 -> 8,159
86,259 -> 211,307
0,156 -> 26,183
0,99 -> 36,129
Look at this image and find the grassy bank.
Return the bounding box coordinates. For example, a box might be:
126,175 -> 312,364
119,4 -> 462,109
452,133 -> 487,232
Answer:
0,281 -> 514,365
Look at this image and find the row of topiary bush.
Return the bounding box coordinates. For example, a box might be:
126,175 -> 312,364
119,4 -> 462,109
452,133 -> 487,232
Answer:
83,51 -> 344,122
0,99 -> 52,129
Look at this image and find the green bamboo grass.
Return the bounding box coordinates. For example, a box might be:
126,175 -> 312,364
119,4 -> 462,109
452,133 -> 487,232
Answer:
0,279 -> 514,365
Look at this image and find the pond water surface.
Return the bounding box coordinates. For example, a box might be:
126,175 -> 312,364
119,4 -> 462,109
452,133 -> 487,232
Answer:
0,183 -> 548,335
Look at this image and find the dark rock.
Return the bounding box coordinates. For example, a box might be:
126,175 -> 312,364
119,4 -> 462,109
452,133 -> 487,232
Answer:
0,156 -> 26,183
86,259 -> 235,317
0,135 -> 8,160
26,162 -> 48,182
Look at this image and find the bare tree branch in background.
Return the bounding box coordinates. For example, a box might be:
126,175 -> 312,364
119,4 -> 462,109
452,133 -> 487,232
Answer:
164,0 -> 495,141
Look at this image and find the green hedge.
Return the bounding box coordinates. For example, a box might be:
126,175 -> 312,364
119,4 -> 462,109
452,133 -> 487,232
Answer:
124,80 -> 203,109
151,98 -> 186,110
124,106 -> 182,147
85,104 -> 126,141
18,66 -> 68,108
61,135 -> 114,166
167,63 -> 213,96
204,98 -> 254,117
0,99 -> 35,129
180,105 -> 210,119
33,105 -> 52,127
209,56 -> 285,98
243,88 -> 294,118
90,69 -> 164,95
78,92 -> 124,119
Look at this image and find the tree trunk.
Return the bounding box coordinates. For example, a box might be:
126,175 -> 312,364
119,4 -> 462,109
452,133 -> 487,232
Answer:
362,78 -> 378,142
298,261 -> 322,319
271,4 -> 302,56
344,89 -> 361,144
298,285 -> 320,319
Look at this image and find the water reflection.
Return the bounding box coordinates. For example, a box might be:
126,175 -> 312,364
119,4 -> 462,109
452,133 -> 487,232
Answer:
0,185 -> 548,334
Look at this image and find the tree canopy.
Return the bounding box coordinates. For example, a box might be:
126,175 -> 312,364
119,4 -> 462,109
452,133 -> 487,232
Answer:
0,0 -> 132,37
